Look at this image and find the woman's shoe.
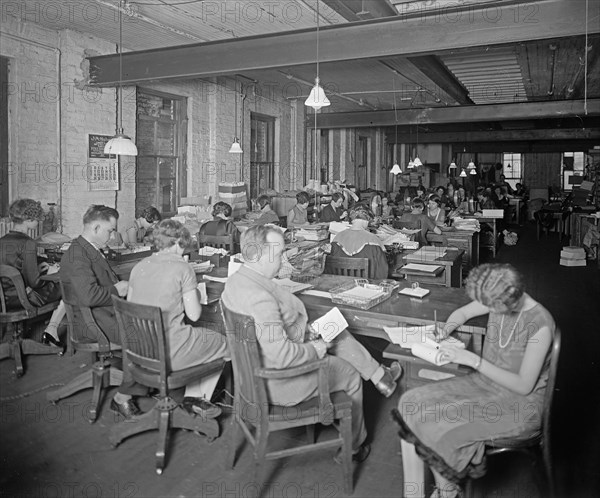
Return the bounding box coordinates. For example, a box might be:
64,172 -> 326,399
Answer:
41,332 -> 65,355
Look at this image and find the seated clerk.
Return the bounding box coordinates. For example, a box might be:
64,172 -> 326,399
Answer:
198,201 -> 240,252
287,191 -> 311,228
328,206 -> 389,279
320,192 -> 348,223
252,195 -> 280,226
125,206 -> 161,245
397,198 -> 442,246
60,205 -> 146,419
221,225 -> 403,464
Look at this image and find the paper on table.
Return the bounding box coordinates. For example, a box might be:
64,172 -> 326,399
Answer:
339,286 -> 385,300
273,278 -> 313,294
398,286 -> 430,298
384,324 -> 436,347
203,275 -> 228,283
402,263 -> 443,273
301,289 -> 332,299
411,343 -> 449,366
311,307 -> 348,342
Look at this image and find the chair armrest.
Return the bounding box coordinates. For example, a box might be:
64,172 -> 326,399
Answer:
255,358 -> 328,379
256,358 -> 334,426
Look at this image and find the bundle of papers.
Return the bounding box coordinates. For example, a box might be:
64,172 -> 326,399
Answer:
452,218 -> 481,232
560,246 -> 586,267
273,278 -> 313,294
328,221 -> 351,236
198,246 -> 228,256
405,247 -> 447,263
311,307 -> 348,342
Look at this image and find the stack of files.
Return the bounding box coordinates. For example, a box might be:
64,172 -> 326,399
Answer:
405,246 -> 447,263
560,246 -> 586,266
295,226 -> 328,241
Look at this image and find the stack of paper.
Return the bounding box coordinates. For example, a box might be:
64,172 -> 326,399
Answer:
273,278 -> 313,294
405,247 -> 447,263
560,246 -> 586,267
452,218 -> 481,232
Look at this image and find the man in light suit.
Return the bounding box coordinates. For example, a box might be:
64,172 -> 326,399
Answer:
60,205 -> 146,419
221,225 -> 402,462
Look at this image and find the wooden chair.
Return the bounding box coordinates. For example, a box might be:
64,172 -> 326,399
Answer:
220,302 -> 355,494
46,280 -> 123,422
325,256 -> 369,278
464,327 -> 561,498
198,233 -> 235,253
109,297 -> 226,475
0,264 -> 62,377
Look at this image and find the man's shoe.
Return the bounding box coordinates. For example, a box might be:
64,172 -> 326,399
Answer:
182,397 -> 222,419
334,443 -> 371,464
384,361 -> 403,382
110,398 -> 141,420
374,369 -> 398,398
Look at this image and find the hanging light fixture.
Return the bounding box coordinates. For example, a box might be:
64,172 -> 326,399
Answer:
469,166 -> 478,175
229,80 -> 243,153
390,77 -> 401,175
104,0 -> 137,156
407,159 -> 415,169
449,160 -> 457,169
459,168 -> 467,177
412,116 -> 422,167
305,1 -> 330,110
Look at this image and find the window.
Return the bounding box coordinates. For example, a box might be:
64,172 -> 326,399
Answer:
136,90 -> 187,216
562,152 -> 585,191
250,113 -> 275,200
502,153 -> 522,189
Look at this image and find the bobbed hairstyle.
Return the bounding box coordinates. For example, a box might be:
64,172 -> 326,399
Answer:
83,205 -> 119,226
331,192 -> 344,203
8,199 -> 44,223
256,195 -> 272,209
212,201 -> 232,218
411,198 -> 425,210
149,219 -> 192,251
140,206 -> 161,224
428,194 -> 442,207
349,205 -> 374,222
296,191 -> 310,204
465,263 -> 525,313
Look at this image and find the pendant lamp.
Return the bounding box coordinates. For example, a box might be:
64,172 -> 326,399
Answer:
449,160 -> 457,169
104,0 -> 137,156
413,118 -> 422,167
229,81 -> 243,153
459,168 -> 467,177
469,166 -> 478,175
390,78 -> 401,175
305,1 -> 330,110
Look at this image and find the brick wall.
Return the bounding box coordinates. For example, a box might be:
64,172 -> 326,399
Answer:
2,14 -> 306,236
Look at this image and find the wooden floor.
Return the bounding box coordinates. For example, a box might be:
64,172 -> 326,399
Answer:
1,221 -> 598,498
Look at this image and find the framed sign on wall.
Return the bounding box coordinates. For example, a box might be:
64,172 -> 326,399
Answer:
87,134 -> 119,191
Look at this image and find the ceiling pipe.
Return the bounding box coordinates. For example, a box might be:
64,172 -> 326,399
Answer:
278,70 -> 378,110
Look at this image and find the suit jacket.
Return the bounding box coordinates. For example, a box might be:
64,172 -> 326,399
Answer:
221,265 -> 320,405
60,236 -> 120,342
320,204 -> 343,222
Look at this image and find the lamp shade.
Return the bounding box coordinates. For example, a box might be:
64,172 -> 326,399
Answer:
407,159 -> 415,169
469,167 -> 477,175
228,138 -> 243,154
104,131 -> 138,156
459,168 -> 467,177
413,156 -> 423,167
390,163 -> 402,175
449,161 -> 457,169
305,77 -> 330,110
467,160 -> 476,169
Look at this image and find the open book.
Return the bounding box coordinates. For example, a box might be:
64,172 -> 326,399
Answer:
310,307 -> 348,342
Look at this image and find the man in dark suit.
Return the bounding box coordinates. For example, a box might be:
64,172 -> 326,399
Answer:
60,205 -> 145,419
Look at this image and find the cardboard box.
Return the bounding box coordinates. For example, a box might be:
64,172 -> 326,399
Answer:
218,182 -> 246,194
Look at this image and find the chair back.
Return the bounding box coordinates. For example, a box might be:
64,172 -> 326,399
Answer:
198,233 -> 235,253
325,256 -> 369,278
59,280 -> 112,352
541,327 -> 561,472
0,264 -> 37,314
111,296 -> 169,395
220,302 -> 267,417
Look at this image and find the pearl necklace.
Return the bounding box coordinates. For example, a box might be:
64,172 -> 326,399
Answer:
498,308 -> 524,349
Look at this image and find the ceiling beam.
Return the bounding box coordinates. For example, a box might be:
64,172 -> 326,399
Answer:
406,56 -> 474,105
88,0 -> 598,86
307,99 -> 600,128
322,0 -> 398,21
387,128 -> 599,143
